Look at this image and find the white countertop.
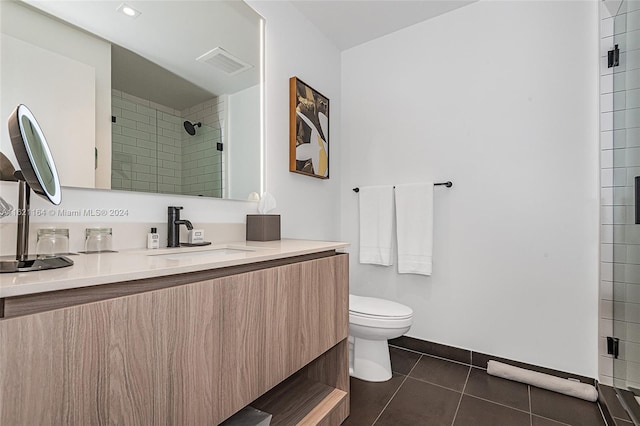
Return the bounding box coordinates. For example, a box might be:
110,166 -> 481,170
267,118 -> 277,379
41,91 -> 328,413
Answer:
0,239 -> 349,298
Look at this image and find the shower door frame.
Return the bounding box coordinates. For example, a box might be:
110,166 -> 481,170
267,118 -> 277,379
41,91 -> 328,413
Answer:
607,1 -> 640,424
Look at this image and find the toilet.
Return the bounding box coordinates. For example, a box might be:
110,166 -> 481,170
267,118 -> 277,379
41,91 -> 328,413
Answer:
349,294 -> 414,382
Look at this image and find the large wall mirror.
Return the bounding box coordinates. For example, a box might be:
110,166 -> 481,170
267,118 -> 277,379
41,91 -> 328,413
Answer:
0,0 -> 264,201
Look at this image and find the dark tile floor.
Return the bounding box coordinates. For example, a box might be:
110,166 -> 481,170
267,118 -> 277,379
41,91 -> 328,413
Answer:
599,384 -> 634,425
344,345 -> 607,426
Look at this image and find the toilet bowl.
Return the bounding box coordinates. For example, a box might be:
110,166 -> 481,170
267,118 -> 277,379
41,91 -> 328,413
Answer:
349,294 -> 413,382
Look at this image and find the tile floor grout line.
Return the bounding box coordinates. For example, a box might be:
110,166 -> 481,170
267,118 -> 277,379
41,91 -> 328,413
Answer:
526,388 -> 572,426
595,404 -> 607,426
529,386 -> 533,426
371,354 -> 423,426
389,345 -> 473,368
461,393 -> 533,416
450,365 -> 471,426
531,413 -> 572,426
405,372 -> 472,394
528,387 -> 593,426
388,344 -> 427,356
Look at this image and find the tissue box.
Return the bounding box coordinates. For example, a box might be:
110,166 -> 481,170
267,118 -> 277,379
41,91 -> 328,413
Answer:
246,215 -> 280,241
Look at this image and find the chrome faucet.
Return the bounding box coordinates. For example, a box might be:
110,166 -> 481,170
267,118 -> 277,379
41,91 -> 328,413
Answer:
167,206 -> 193,248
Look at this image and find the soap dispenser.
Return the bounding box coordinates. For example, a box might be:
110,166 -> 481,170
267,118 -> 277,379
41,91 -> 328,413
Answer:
147,227 -> 159,249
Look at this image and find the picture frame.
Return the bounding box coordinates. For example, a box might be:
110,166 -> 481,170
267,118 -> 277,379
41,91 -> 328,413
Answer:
289,77 -> 330,179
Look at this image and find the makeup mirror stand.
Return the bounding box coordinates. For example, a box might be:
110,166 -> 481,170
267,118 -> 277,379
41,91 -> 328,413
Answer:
0,173 -> 73,273
15,171 -> 29,262
0,104 -> 73,273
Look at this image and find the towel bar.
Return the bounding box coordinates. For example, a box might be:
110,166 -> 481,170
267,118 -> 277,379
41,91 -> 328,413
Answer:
352,181 -> 452,193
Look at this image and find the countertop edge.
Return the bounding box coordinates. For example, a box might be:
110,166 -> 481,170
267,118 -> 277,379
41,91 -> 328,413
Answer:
0,239 -> 350,298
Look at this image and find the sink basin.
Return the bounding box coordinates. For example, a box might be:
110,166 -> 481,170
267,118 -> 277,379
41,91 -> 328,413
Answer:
148,246 -> 262,261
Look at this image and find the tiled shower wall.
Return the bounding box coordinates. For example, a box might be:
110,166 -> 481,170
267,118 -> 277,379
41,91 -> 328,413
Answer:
181,97 -> 225,198
111,90 -> 183,194
600,0 -> 640,388
111,91 -> 225,196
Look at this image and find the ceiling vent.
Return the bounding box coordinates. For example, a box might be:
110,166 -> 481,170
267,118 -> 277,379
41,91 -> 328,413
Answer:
196,47 -> 252,76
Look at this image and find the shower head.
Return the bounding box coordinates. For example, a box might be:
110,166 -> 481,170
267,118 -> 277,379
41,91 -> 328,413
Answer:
183,120 -> 202,136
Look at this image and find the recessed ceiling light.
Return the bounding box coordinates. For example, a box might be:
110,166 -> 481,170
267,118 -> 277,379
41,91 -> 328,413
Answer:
117,3 -> 141,18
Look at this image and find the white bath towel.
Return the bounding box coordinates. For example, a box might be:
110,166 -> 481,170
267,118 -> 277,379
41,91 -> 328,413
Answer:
395,183 -> 434,275
359,185 -> 394,266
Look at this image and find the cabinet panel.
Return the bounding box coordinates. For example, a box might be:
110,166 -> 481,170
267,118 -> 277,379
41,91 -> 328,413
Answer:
218,268 -> 272,419
291,255 -> 348,369
265,255 -> 349,389
265,261 -> 302,385
107,281 -> 222,425
62,302 -> 110,425
155,279 -> 221,425
0,310 -> 65,425
107,292 -> 156,424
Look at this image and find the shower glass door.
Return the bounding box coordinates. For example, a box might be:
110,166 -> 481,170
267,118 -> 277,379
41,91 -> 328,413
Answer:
181,123 -> 224,198
612,1 -> 640,421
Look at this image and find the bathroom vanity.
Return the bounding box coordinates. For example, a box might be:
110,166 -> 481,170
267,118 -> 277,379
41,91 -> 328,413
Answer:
0,240 -> 349,425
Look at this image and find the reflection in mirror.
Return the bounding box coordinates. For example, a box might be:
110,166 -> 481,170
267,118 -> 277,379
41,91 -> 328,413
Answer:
0,0 -> 264,200
111,83 -> 225,197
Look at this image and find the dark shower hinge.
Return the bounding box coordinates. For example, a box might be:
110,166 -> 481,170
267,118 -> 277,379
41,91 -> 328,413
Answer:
636,176 -> 640,224
112,116 -> 116,123
217,143 -> 223,152
607,336 -> 620,358
608,44 -> 620,68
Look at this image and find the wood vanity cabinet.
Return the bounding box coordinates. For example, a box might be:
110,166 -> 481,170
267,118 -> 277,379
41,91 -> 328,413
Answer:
0,252 -> 349,425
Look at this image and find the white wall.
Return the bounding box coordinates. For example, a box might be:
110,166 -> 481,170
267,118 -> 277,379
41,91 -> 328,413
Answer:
228,85 -> 261,200
341,1 -> 600,377
247,1 -> 342,241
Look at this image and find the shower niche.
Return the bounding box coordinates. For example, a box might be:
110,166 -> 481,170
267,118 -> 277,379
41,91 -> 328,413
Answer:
111,90 -> 225,198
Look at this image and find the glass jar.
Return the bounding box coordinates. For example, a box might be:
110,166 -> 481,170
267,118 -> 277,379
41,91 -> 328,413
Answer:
36,228 -> 69,257
84,227 -> 113,253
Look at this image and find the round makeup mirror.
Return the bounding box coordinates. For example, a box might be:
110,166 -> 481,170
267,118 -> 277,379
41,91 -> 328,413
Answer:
0,104 -> 72,273
8,104 -> 61,204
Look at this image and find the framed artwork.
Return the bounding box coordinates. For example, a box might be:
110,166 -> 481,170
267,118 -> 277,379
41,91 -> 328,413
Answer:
289,77 -> 329,179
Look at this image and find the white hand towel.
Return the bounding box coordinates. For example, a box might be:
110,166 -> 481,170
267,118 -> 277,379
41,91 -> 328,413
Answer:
359,185 -> 394,266
395,183 -> 434,275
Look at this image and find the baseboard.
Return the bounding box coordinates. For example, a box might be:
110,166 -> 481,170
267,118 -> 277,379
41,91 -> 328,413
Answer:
388,335 -> 596,386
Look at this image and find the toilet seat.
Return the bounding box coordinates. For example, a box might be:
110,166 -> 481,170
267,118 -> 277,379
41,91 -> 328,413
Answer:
349,295 -> 413,318
350,312 -> 413,328
349,295 -> 413,328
